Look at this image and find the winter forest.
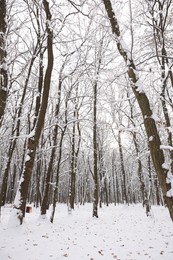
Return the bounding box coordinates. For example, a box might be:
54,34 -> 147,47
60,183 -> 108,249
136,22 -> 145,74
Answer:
1,0 -> 173,259
1,0 -> 173,232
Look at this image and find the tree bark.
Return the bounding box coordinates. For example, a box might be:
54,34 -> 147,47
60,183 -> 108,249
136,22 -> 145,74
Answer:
118,131 -> 128,204
93,78 -> 99,217
68,110 -> 76,212
41,67 -> 63,216
0,0 -> 8,122
50,96 -> 69,223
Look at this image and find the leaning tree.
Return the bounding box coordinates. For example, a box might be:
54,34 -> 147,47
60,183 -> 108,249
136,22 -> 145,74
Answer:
102,0 -> 173,221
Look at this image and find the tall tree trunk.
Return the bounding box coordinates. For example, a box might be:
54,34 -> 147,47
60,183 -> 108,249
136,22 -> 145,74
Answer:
128,92 -> 147,202
103,0 -> 173,221
68,86 -> 81,211
50,127 -> 66,223
1,147 -> 14,205
50,96 -> 69,223
68,111 -> 76,212
92,43 -> 102,217
12,0 -> 54,225
133,132 -> 146,202
40,105 -> 60,216
111,151 -> 117,205
9,164 -> 16,203
118,131 -> 128,204
41,65 -> 63,216
98,147 -> 109,207
93,78 -> 98,217
35,154 -> 42,207
147,154 -> 153,203
0,0 -> 8,122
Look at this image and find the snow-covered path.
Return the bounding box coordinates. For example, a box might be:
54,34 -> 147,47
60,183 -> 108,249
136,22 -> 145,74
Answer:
0,204 -> 173,260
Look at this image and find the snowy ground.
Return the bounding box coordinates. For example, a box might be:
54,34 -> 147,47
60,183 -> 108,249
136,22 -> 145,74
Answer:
0,204 -> 173,260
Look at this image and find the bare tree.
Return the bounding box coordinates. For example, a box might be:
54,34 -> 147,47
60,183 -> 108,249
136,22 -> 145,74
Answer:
117,130 -> 128,204
92,52 -> 102,217
12,0 -> 54,225
102,0 -> 173,221
68,88 -> 82,212
41,61 -> 65,216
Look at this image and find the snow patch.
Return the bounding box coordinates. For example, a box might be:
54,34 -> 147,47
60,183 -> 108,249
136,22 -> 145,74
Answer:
166,171 -> 173,198
136,79 -> 145,93
151,113 -> 160,122
25,155 -> 30,162
28,129 -> 35,138
162,162 -> 169,170
160,145 -> 173,151
149,136 -> 154,142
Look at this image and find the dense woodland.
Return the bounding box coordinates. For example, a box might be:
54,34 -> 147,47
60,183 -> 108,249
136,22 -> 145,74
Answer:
0,0 -> 173,224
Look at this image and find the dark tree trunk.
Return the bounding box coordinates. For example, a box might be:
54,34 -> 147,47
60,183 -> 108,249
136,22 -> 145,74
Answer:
69,88 -> 81,211
50,95 -> 69,223
111,151 -> 117,205
1,165 -> 9,205
98,147 -> 109,207
93,95 -> 98,216
9,164 -> 16,203
50,128 -> 66,223
0,0 -> 8,122
133,132 -> 146,202
35,155 -> 42,207
41,72 -> 63,215
93,77 -> 99,218
92,46 -> 102,217
118,131 -> 128,204
69,113 -> 76,211
41,75 -> 62,215
116,168 -> 120,204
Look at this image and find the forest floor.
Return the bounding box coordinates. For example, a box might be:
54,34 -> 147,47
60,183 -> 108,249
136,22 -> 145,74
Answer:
0,203 -> 173,260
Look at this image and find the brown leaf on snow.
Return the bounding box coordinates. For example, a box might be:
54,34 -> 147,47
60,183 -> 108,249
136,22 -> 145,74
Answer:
42,235 -> 49,238
98,250 -> 104,255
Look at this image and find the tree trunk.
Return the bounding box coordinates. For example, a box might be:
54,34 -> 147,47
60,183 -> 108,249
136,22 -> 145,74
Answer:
9,164 -> 16,203
98,147 -> 109,207
50,127 -> 66,223
118,131 -> 128,204
69,112 -> 76,212
41,118 -> 61,215
69,87 -> 81,211
133,132 -> 146,202
50,96 -> 69,223
111,151 -> 117,205
35,155 -> 42,207
92,74 -> 99,218
0,0 -> 8,122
